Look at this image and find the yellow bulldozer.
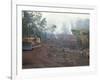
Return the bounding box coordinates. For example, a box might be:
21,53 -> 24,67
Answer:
22,37 -> 41,50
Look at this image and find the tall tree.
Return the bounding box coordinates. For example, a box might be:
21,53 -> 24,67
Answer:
49,24 -> 56,33
22,11 -> 47,40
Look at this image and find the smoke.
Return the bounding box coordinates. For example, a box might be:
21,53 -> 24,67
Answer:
42,12 -> 89,34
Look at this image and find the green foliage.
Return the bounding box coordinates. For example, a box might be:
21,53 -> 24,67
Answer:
22,11 -> 47,40
72,29 -> 89,49
71,29 -> 80,36
71,18 -> 89,49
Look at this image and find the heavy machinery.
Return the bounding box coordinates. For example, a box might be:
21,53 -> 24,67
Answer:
22,37 -> 41,50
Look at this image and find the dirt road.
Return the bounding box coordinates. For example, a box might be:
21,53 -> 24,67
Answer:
22,43 -> 89,69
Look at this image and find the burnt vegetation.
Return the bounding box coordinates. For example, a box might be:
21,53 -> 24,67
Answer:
22,11 -> 89,68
